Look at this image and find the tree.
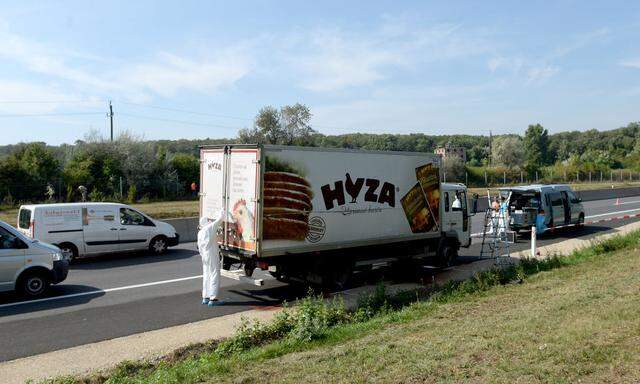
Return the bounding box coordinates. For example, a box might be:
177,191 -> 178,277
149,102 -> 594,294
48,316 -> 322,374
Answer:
237,103 -> 316,145
171,153 -> 199,194
492,136 -> 524,169
523,124 -> 549,175
280,103 -> 314,145
442,156 -> 466,182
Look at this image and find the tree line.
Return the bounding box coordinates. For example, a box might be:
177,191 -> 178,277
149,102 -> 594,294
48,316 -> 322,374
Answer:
1,102 -> 638,205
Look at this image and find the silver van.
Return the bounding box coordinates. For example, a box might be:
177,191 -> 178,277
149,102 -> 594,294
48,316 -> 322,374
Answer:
0,220 -> 69,297
499,184 -> 585,234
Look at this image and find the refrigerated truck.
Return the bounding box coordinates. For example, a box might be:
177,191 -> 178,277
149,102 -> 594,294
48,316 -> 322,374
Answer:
200,144 -> 473,286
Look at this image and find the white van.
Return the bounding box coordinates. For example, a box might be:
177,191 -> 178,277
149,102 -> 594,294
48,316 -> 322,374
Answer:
499,184 -> 585,235
16,203 -> 180,259
0,219 -> 69,297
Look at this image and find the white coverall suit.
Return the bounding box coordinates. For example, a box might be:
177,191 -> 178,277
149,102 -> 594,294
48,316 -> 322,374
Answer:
198,210 -> 225,301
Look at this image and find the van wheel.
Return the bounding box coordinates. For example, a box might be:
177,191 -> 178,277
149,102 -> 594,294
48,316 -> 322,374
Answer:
18,270 -> 50,298
149,236 -> 168,254
58,243 -> 78,261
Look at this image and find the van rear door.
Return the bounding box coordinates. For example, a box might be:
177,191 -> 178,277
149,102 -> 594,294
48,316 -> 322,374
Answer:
17,207 -> 33,237
83,205 -> 119,254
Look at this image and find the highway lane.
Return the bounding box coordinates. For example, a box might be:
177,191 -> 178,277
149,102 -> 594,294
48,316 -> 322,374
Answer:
1,196 -> 640,362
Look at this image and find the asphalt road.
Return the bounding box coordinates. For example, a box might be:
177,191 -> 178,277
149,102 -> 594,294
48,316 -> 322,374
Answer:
1,196 -> 639,362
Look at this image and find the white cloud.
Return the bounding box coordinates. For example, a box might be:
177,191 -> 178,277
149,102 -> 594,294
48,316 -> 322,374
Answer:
552,27 -> 610,58
488,56 -> 559,85
526,65 -> 559,84
487,57 -> 524,73
620,58 -> 640,69
289,21 -> 494,92
0,27 -> 252,107
0,81 -> 101,113
124,52 -> 250,97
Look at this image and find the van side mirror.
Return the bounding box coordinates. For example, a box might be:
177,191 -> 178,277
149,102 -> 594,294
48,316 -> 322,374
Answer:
471,194 -> 479,215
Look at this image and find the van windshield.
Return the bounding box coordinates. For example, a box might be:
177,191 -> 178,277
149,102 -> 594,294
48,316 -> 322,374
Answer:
18,208 -> 31,229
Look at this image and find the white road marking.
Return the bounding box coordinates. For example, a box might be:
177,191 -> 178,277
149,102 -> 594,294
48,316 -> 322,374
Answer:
0,275 -> 202,309
586,207 -> 640,219
612,200 -> 640,206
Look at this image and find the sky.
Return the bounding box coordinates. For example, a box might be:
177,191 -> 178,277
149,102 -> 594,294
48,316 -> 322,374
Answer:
0,1 -> 639,145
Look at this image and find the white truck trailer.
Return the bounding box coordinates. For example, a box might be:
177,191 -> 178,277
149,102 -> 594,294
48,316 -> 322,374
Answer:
200,144 -> 472,286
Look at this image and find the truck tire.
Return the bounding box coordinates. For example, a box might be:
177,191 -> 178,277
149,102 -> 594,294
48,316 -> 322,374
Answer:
437,240 -> 458,268
577,213 -> 585,228
244,260 -> 256,277
57,242 -> 78,261
149,236 -> 168,255
17,269 -> 50,298
222,256 -> 233,271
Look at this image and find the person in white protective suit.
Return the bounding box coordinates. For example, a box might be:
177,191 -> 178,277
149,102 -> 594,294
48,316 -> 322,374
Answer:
198,210 -> 226,307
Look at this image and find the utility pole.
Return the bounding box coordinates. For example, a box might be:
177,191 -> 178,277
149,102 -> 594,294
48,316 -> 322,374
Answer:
108,100 -> 114,141
488,130 -> 492,167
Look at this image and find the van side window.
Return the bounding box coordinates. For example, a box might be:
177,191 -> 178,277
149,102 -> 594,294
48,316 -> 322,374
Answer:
120,208 -> 145,226
444,192 -> 450,212
0,227 -> 19,249
567,191 -> 579,203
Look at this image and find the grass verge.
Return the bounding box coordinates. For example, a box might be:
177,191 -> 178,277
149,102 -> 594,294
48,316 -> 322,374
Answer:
43,229 -> 640,384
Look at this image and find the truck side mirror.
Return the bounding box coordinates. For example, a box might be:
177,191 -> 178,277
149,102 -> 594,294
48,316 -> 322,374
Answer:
471,194 -> 479,215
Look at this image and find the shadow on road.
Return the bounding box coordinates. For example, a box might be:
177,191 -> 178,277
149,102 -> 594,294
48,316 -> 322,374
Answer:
0,284 -> 105,317
70,248 -> 197,271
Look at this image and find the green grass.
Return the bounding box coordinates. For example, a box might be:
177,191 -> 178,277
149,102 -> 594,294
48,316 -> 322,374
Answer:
44,230 -> 640,384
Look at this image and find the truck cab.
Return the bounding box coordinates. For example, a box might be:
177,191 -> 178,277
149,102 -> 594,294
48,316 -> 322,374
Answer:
441,183 -> 472,248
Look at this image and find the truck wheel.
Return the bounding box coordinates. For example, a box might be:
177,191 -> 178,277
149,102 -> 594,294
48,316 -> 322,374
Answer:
222,257 -> 233,271
437,242 -> 458,268
18,270 -> 50,298
149,236 -> 168,255
244,260 -> 256,277
58,243 -> 78,261
577,213 -> 585,227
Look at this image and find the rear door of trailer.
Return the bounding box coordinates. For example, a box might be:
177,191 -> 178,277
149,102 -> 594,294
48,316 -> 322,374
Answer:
200,145 -> 262,256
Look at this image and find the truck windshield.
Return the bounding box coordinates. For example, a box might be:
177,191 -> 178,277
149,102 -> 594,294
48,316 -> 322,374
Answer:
18,208 -> 31,229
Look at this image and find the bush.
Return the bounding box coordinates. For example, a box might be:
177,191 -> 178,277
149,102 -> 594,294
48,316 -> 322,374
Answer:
127,185 -> 137,203
89,188 -> 106,202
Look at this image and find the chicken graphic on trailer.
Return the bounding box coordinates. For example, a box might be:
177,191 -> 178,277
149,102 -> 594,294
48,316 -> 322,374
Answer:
200,144 -> 472,286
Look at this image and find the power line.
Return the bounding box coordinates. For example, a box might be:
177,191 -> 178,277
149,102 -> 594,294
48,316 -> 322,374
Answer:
118,101 -> 252,121
117,100 -> 356,131
118,112 -> 240,130
0,112 -> 104,118
0,99 -> 100,104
